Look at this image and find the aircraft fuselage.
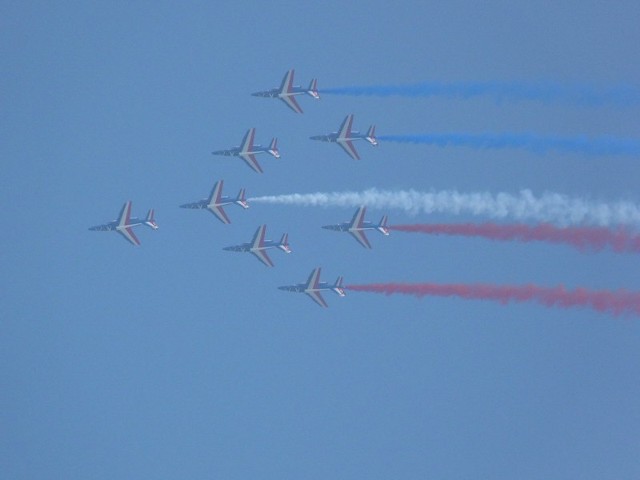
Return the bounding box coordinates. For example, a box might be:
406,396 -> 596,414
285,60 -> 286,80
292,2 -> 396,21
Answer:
322,222 -> 377,232
89,218 -> 144,231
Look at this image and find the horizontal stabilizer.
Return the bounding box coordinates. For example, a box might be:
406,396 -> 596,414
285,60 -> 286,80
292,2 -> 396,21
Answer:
268,138 -> 280,158
333,276 -> 346,296
307,78 -> 320,99
278,233 -> 291,253
377,215 -> 389,235
236,188 -> 249,208
366,125 -> 378,146
144,209 -> 159,230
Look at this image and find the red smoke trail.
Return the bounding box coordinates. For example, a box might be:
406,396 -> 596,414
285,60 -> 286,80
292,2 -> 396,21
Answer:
390,223 -> 640,253
345,283 -> 640,316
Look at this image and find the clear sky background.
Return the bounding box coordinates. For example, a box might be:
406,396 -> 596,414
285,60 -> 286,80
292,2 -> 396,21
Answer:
2,1 -> 640,479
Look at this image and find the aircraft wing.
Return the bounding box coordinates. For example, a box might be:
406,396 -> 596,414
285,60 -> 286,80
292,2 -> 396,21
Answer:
279,95 -> 303,114
350,206 -> 367,228
208,180 -> 224,204
239,153 -> 264,173
337,140 -> 361,160
240,128 -> 256,152
251,249 -> 274,267
349,230 -> 372,249
338,114 -> 354,139
305,267 -> 322,289
117,201 -> 133,228
305,290 -> 329,308
117,226 -> 141,246
207,205 -> 231,224
251,225 -> 267,248
279,69 -> 295,94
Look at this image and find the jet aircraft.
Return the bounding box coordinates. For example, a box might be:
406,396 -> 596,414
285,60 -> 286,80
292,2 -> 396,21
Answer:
322,206 -> 389,249
180,179 -> 248,224
223,225 -> 291,267
278,267 -> 345,308
212,128 -> 280,173
310,114 -> 377,160
251,69 -> 319,114
89,201 -> 158,246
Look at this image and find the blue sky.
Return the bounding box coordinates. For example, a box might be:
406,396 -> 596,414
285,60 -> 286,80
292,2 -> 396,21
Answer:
2,2 -> 640,478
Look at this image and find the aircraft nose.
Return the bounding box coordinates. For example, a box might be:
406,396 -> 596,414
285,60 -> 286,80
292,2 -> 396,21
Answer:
277,286 -> 287,291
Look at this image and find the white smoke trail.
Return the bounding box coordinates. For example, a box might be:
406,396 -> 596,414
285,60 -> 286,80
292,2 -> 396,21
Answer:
249,188 -> 640,227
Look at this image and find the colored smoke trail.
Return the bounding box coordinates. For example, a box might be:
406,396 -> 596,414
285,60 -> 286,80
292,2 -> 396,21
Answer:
345,283 -> 640,317
320,81 -> 640,106
248,188 -> 640,228
377,133 -> 640,156
390,223 -> 640,253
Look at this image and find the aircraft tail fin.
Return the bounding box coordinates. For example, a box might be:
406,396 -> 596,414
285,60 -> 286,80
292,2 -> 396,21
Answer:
307,78 -> 320,99
144,209 -> 159,230
332,276 -> 346,297
377,215 -> 389,235
268,138 -> 280,158
277,233 -> 292,253
365,125 -> 378,146
235,188 -> 249,209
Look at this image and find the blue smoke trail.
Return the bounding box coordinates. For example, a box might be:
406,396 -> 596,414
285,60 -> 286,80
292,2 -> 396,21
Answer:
377,133 -> 640,156
320,82 -> 640,106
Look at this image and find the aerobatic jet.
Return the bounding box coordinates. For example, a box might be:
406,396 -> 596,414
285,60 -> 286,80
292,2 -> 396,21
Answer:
212,128 -> 280,173
251,69 -> 319,114
278,267 -> 345,308
180,179 -> 248,224
322,206 -> 389,249
223,225 -> 291,267
89,201 -> 158,246
310,114 -> 377,160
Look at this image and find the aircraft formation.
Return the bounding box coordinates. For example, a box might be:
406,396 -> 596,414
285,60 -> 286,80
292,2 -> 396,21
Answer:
90,69 -> 387,307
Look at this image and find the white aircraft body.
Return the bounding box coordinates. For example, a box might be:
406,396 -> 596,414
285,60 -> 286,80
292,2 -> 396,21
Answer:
212,128 -> 280,173
223,225 -> 291,267
278,267 -> 345,308
310,114 -> 377,160
89,201 -> 158,246
251,69 -> 319,114
322,206 -> 389,249
180,179 -> 248,224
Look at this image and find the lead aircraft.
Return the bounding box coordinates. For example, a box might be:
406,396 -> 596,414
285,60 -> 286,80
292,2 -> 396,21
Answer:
180,179 -> 248,224
212,128 -> 280,173
278,267 -> 345,308
310,114 -> 377,160
251,69 -> 319,114
322,206 -> 389,249
89,201 -> 158,246
223,225 -> 291,267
